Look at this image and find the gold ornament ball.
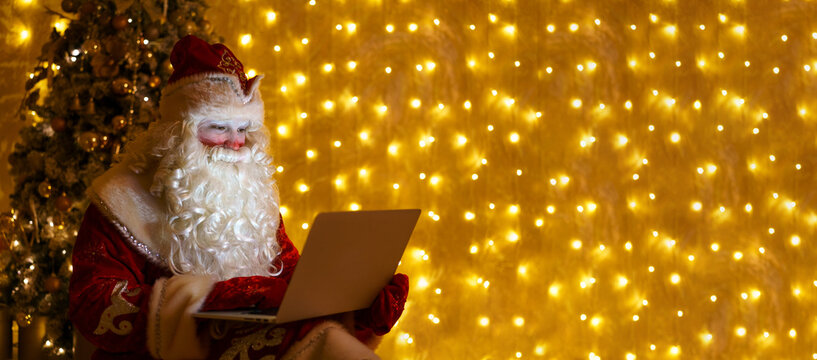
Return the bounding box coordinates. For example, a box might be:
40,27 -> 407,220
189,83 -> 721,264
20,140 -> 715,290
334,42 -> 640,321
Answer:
37,181 -> 52,198
15,313 -> 31,328
60,0 -> 77,12
111,14 -> 129,30
148,75 -> 162,88
199,20 -> 212,33
55,194 -> 72,212
181,21 -> 197,35
111,77 -> 133,96
91,53 -> 118,78
78,131 -> 99,152
161,59 -> 173,75
112,115 -> 128,131
50,116 -> 67,132
45,275 -> 61,293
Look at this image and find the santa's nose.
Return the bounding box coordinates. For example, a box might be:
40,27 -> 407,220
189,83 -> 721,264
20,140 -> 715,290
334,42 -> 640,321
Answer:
225,131 -> 245,150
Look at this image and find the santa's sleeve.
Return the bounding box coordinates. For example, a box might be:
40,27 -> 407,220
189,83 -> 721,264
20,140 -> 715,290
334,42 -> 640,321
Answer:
354,273 -> 409,337
68,204 -> 170,355
200,215 -> 300,311
142,216 -> 303,358
71,204 -> 214,360
274,216 -> 301,281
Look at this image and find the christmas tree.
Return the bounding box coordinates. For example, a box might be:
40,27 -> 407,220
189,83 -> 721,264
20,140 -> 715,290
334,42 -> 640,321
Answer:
2,0 -> 217,357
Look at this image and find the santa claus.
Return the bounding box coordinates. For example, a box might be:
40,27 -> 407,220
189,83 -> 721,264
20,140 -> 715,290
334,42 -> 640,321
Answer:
69,35 -> 408,359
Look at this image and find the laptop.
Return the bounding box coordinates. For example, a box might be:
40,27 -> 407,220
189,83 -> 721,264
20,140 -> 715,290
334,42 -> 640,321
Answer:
193,209 -> 421,324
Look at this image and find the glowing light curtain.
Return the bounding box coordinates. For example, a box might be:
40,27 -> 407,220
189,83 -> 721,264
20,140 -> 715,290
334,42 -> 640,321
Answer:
4,0 -> 817,358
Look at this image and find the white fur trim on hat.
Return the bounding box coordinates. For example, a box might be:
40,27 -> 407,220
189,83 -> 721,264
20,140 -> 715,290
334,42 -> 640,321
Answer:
159,72 -> 265,131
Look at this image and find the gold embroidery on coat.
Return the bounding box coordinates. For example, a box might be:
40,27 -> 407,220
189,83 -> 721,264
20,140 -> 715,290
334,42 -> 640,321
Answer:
93,280 -> 141,335
219,326 -> 286,360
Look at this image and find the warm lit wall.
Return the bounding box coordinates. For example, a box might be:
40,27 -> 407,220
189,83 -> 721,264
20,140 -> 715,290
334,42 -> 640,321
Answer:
0,1 -> 45,211
5,0 -> 817,358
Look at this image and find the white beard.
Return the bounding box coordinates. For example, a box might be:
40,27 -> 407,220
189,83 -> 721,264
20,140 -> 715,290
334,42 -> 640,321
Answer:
149,138 -> 282,281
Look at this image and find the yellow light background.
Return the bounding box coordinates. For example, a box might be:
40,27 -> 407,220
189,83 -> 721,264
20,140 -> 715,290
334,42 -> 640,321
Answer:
3,0 -> 817,358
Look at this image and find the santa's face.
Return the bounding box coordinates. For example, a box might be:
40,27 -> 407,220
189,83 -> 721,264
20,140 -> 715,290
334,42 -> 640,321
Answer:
152,123 -> 281,280
197,119 -> 249,150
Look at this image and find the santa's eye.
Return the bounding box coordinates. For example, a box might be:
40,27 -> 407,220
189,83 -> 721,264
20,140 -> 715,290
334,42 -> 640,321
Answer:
210,125 -> 227,131
238,127 -> 247,133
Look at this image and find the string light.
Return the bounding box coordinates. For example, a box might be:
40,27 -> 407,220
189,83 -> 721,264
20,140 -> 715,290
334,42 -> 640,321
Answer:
11,2 -> 814,358
240,34 -> 252,45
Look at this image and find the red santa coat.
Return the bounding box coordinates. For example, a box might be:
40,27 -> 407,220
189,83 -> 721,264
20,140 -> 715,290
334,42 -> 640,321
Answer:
70,203 -> 316,359
69,164 -> 407,359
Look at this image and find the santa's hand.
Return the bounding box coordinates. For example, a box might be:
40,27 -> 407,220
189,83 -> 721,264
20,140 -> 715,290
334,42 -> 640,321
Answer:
200,276 -> 288,311
354,273 -> 409,336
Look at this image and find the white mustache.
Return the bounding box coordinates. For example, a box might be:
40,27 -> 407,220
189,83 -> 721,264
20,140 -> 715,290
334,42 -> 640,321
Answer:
207,146 -> 253,164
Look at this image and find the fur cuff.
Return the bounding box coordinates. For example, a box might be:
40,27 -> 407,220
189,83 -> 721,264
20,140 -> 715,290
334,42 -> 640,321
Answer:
148,276 -> 216,359
282,321 -> 380,360
357,331 -> 383,351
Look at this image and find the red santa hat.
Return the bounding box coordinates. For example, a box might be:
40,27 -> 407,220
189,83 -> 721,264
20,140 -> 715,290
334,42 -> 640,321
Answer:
159,35 -> 264,131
